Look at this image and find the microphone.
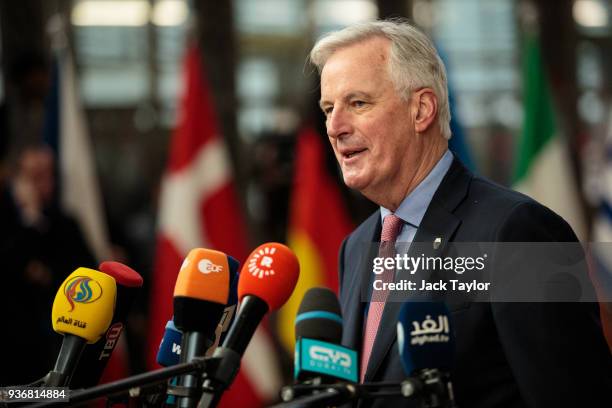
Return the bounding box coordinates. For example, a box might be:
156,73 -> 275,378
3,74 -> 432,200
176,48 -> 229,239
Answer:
397,301 -> 456,408
46,267 -> 117,387
275,288 -> 358,405
158,319 -> 183,367
159,256 -> 239,408
294,287 -> 358,384
173,248 -> 231,408
69,261 -> 143,389
151,319 -> 183,407
158,256 -> 240,367
198,242 -> 300,408
274,302 -> 455,408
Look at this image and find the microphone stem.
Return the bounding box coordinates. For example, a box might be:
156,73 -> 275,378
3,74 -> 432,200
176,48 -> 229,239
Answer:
177,332 -> 213,408
280,383 -> 408,406
271,387 -> 353,408
30,359 -> 208,408
197,296 -> 269,408
46,335 -> 87,387
222,296 -> 268,354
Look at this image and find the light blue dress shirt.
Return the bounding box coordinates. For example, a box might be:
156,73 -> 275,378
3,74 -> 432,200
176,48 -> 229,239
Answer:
380,150 -> 453,247
365,150 -> 454,311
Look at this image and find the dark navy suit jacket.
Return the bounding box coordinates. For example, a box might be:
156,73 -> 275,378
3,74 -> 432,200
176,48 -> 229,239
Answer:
338,157 -> 612,407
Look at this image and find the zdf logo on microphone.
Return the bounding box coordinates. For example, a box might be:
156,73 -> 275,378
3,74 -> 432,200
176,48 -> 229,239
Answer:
247,245 -> 277,279
181,257 -> 224,274
198,259 -> 223,274
64,276 -> 104,311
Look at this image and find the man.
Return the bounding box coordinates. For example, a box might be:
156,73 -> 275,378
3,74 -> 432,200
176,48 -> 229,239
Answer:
0,145 -> 96,385
310,20 -> 611,407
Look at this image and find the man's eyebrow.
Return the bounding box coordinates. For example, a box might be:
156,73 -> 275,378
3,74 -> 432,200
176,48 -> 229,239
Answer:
346,91 -> 371,100
319,91 -> 372,110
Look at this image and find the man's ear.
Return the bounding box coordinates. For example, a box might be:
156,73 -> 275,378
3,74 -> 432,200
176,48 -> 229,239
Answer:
414,88 -> 438,133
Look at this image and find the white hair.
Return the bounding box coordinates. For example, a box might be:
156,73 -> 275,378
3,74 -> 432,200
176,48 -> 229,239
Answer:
310,19 -> 452,139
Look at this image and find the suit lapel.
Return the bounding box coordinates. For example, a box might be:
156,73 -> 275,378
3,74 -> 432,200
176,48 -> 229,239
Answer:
341,212 -> 381,352
364,156 -> 472,381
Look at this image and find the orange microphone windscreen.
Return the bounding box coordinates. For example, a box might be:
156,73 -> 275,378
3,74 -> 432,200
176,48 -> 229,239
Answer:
238,243 -> 299,311
172,248 -> 231,334
174,248 -> 230,305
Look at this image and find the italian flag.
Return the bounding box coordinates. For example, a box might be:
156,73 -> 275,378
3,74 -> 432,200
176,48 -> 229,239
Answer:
513,35 -> 586,241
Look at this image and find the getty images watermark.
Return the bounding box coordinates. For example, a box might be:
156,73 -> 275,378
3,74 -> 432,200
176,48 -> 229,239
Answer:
361,242 -> 612,303
373,253 -> 490,293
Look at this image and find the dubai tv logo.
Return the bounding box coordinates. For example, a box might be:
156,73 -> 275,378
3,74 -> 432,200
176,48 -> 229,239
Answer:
64,276 -> 103,311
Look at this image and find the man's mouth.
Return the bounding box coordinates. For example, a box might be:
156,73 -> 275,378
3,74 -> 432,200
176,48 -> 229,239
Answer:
344,148 -> 367,159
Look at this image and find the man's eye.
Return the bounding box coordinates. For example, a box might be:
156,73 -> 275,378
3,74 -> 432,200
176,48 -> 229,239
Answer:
323,107 -> 333,116
352,100 -> 366,108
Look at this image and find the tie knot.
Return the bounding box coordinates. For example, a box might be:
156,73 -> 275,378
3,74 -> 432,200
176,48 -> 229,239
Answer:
381,214 -> 403,243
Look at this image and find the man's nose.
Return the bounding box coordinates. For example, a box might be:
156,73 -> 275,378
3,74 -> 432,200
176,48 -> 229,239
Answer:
326,108 -> 351,140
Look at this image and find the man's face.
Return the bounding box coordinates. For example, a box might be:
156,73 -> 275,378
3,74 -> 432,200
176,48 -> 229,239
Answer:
20,149 -> 55,204
320,37 -> 424,203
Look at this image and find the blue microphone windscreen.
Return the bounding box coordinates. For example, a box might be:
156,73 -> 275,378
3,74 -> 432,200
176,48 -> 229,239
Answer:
157,319 -> 182,367
397,302 -> 454,375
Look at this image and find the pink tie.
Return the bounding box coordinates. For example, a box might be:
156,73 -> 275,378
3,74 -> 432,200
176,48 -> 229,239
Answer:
360,214 -> 403,382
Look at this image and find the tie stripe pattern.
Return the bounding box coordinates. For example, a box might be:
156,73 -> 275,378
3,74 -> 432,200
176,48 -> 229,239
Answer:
360,214 -> 403,382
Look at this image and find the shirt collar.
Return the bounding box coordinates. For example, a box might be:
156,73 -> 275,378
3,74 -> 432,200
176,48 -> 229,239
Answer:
380,150 -> 453,227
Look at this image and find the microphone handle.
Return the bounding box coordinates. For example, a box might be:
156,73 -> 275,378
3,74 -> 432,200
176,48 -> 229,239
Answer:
70,284 -> 138,388
177,332 -> 214,408
413,368 -> 456,408
45,335 -> 87,387
273,376 -> 451,408
222,296 -> 268,354
278,382 -> 415,407
29,359 -> 208,408
197,296 -> 268,408
284,381 -> 404,399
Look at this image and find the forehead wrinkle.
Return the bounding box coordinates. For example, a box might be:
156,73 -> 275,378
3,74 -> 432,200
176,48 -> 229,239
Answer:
320,39 -> 391,109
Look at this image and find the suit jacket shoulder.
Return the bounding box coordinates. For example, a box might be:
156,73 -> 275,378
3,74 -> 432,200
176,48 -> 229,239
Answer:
338,156 -> 611,408
433,161 -> 578,243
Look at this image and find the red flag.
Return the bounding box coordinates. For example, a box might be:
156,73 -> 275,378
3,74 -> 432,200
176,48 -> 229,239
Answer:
148,45 -> 280,406
277,127 -> 353,351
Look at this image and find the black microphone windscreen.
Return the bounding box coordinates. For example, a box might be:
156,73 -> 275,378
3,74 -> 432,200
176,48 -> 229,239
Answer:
295,287 -> 342,343
173,297 -> 226,334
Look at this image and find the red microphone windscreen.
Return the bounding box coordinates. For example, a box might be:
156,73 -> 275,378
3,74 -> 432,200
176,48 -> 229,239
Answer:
99,261 -> 144,288
238,243 -> 299,311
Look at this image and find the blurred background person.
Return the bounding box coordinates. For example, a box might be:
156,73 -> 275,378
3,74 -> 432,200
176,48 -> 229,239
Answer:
0,144 -> 96,385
